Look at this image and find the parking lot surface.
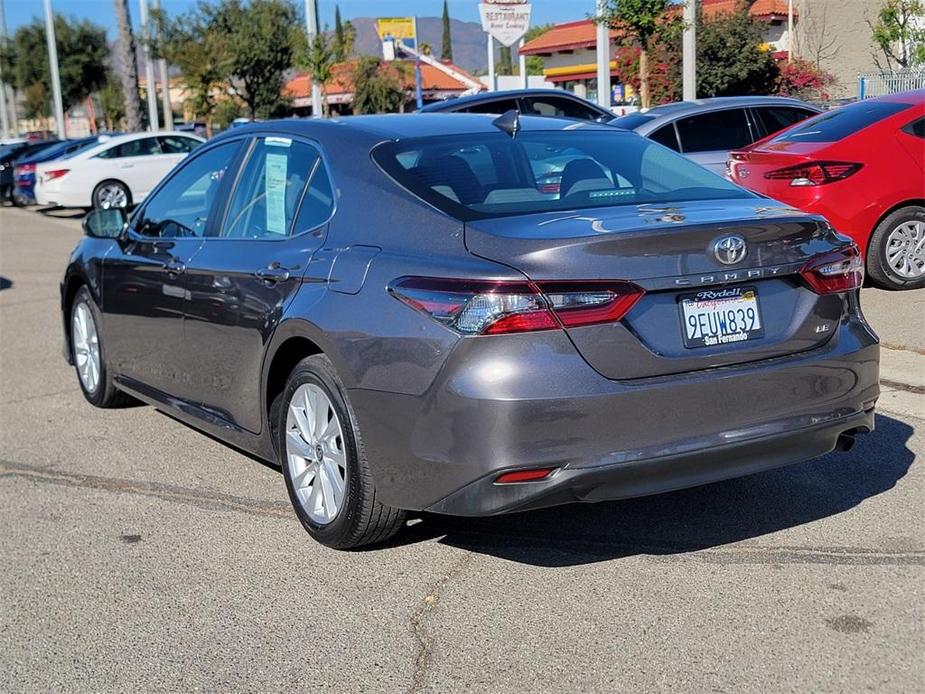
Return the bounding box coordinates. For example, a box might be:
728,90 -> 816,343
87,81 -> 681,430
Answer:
1,207 -> 923,692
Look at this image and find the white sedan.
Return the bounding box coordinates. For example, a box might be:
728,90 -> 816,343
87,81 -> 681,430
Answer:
34,131 -> 205,209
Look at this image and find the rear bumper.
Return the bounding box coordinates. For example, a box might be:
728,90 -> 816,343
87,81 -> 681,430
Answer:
348,313 -> 879,515
34,183 -> 88,208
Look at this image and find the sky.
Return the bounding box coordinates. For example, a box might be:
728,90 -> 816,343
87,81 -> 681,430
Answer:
3,0 -> 593,36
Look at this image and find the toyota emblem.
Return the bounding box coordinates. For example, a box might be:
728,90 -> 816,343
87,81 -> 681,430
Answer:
712,235 -> 748,265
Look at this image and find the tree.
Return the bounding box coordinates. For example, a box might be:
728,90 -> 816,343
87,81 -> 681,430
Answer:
154,5 -> 232,136
307,31 -> 335,116
98,76 -> 125,131
597,0 -> 673,108
441,0 -> 454,61
522,24 -> 554,76
0,15 -> 108,113
797,0 -> 839,70
498,45 -> 513,76
113,0 -> 143,132
211,0 -> 299,119
22,82 -> 50,127
869,0 -> 925,70
351,57 -> 406,114
695,2 -> 778,97
777,58 -> 836,102
333,5 -> 356,63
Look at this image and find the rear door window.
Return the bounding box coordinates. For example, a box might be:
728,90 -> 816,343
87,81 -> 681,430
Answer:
524,96 -> 601,121
460,99 -> 520,115
771,101 -> 912,143
753,106 -> 816,137
649,124 -> 680,151
159,136 -> 201,154
675,109 -> 754,153
97,137 -> 162,159
901,117 -> 925,139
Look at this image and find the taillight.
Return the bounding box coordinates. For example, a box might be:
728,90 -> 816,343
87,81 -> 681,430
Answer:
800,245 -> 864,294
389,277 -> 645,335
43,168 -> 70,181
764,161 -> 862,186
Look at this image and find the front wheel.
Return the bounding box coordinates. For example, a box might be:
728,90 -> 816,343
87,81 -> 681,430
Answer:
867,206 -> 925,290
278,355 -> 406,549
70,286 -> 133,408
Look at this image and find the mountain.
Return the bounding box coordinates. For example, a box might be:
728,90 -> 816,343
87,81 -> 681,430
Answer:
349,16 -> 491,72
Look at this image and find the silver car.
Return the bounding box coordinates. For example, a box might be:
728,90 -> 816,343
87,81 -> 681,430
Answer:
612,96 -> 822,174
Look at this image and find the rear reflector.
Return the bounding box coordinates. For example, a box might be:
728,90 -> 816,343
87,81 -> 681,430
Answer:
389,277 -> 645,335
764,161 -> 862,186
495,468 -> 556,484
800,245 -> 864,294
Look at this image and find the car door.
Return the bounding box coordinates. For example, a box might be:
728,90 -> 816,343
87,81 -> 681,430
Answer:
673,108 -> 757,173
522,95 -> 605,122
100,140 -> 243,401
459,98 -> 521,115
95,136 -> 166,200
182,135 -> 335,434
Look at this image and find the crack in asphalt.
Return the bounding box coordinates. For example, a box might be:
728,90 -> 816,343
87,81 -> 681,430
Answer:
407,555 -> 472,694
881,379 -> 925,395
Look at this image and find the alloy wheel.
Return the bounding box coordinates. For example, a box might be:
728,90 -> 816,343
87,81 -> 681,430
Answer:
97,184 -> 127,209
885,220 -> 925,279
72,302 -> 101,393
285,383 -> 348,525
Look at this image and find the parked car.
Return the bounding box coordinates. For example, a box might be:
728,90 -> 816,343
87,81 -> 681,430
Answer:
176,121 -> 208,137
728,90 -> 925,290
35,131 -> 205,209
64,114 -> 878,549
12,136 -> 105,206
611,96 -> 822,174
420,88 -> 616,122
0,140 -> 58,204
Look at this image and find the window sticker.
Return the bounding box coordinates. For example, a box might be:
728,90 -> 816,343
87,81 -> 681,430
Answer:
265,152 -> 289,234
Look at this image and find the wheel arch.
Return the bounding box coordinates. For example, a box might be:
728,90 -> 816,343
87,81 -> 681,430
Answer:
866,199 -> 925,255
61,270 -> 95,364
92,178 -> 132,208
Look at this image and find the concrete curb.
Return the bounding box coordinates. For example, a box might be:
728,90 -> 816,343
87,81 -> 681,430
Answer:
879,346 -> 924,420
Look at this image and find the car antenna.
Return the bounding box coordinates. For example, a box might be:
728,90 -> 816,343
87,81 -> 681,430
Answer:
492,109 -> 521,138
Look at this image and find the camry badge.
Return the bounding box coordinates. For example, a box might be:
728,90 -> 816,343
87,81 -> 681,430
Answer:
712,234 -> 748,265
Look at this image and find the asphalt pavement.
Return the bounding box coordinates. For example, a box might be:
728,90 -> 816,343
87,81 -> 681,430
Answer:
1,206 -> 922,693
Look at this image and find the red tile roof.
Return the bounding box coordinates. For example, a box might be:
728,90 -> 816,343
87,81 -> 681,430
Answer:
703,0 -> 798,19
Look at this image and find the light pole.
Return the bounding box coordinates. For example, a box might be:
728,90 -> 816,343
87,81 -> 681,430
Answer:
595,0 -> 610,108
0,0 -> 10,137
787,0 -> 794,62
43,0 -> 66,138
486,35 -> 496,91
682,0 -> 696,100
304,0 -> 322,118
151,0 -> 172,130
138,0 -> 159,130
519,38 -> 527,89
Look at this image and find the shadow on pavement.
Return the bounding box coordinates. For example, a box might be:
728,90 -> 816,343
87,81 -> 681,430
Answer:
392,414 -> 916,567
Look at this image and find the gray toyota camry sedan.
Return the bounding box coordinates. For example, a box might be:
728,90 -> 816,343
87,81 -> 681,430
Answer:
62,113 -> 879,548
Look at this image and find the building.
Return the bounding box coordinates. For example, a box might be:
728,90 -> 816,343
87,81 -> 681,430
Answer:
283,59 -> 484,116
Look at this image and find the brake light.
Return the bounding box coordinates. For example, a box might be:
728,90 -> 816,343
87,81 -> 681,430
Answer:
800,245 -> 864,294
764,161 -> 862,186
389,277 -> 645,335
43,168 -> 70,181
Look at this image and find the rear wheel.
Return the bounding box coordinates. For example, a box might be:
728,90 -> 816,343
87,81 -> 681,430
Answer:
70,286 -> 133,407
867,206 -> 925,290
92,180 -> 130,210
278,354 -> 406,549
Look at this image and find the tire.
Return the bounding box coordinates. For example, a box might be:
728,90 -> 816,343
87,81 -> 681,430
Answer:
92,180 -> 131,210
866,205 -> 925,290
70,286 -> 134,408
278,354 -> 406,549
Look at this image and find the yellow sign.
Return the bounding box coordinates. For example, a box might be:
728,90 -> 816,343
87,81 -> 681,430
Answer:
376,17 -> 417,43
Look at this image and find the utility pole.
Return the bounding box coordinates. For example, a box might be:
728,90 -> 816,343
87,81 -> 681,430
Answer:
519,38 -> 527,89
43,0 -> 66,138
152,0 -> 172,129
682,0 -> 697,100
595,0 -> 610,108
304,0 -> 322,118
0,0 -> 10,138
138,0 -> 159,130
787,0 -> 794,62
487,35 -> 496,91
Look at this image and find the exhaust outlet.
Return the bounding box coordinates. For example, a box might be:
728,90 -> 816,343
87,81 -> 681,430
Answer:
835,433 -> 856,452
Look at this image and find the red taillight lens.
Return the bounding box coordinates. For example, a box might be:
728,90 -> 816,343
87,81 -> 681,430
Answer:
495,468 -> 557,484
800,245 -> 864,294
389,277 -> 645,335
43,168 -> 70,181
764,161 -> 862,186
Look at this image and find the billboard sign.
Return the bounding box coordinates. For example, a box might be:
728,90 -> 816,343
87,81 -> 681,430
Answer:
376,17 -> 417,50
479,0 -> 532,47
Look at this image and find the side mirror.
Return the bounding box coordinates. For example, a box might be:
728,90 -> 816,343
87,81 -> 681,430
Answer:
82,207 -> 127,239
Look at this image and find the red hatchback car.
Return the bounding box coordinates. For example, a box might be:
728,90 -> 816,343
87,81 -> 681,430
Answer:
728,90 -> 925,290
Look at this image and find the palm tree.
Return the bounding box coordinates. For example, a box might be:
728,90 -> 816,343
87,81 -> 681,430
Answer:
113,0 -> 142,131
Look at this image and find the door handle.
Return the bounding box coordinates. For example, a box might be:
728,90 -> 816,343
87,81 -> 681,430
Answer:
163,258 -> 186,275
254,265 -> 291,284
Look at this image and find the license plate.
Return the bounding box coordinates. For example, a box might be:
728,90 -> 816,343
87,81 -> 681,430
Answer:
679,286 -> 763,348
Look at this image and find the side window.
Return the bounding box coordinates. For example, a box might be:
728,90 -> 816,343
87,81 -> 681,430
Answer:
292,160 -> 335,235
159,136 -> 200,154
754,106 -> 815,137
902,117 -> 925,139
97,137 -> 162,159
220,137 -> 324,239
649,124 -> 680,151
526,97 -> 600,121
675,109 -> 753,153
134,141 -> 240,238
462,99 -> 520,115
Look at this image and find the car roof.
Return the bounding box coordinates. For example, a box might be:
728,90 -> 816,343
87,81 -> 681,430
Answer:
615,96 -> 820,130
419,89 -> 608,113
17,136 -> 97,163
68,130 -> 206,159
214,113 -> 616,143
872,88 -> 925,104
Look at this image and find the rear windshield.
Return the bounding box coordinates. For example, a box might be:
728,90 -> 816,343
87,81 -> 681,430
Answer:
770,101 -> 911,143
373,130 -> 752,221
